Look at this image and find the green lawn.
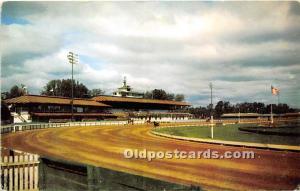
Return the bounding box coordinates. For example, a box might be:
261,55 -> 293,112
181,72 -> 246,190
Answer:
154,124 -> 300,146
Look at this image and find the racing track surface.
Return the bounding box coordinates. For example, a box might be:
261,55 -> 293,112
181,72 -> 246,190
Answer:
2,124 -> 300,190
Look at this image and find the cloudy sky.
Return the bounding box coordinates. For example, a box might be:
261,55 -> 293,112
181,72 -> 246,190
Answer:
1,1 -> 300,107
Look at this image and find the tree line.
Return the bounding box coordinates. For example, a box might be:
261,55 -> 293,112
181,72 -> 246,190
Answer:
1,80 -> 104,99
144,89 -> 185,101
187,101 -> 297,119
1,79 -> 185,101
1,79 -> 298,120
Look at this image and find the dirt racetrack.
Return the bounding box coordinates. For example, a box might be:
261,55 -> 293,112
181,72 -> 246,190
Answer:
2,124 -> 300,190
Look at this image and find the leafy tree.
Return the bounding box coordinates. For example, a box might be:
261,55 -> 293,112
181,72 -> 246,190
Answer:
188,101 -> 296,119
143,91 -> 153,99
143,89 -> 184,101
215,101 -> 224,118
166,93 -> 175,101
188,106 -> 210,119
88,89 -> 105,97
152,89 -> 168,100
175,94 -> 185,101
1,92 -> 10,100
41,79 -> 89,98
266,103 -> 294,114
223,101 -> 234,113
1,101 -> 11,122
8,85 -> 26,98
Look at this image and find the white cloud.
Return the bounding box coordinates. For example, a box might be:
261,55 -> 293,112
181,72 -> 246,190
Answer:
1,1 -> 300,108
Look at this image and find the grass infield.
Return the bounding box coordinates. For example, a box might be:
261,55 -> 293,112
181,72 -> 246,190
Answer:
154,124 -> 300,146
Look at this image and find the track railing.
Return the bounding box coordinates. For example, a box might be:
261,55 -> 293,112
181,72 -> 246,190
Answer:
1,118 -> 281,135
0,121 -> 129,134
0,119 -> 206,134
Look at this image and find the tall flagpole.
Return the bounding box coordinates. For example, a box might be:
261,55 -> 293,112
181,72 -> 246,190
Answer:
209,82 -> 214,139
277,90 -> 280,120
270,103 -> 273,124
270,85 -> 274,124
270,85 -> 279,125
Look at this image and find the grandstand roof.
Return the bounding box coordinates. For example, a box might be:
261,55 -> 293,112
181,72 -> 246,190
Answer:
31,112 -> 116,117
4,95 -> 110,107
92,95 -> 191,106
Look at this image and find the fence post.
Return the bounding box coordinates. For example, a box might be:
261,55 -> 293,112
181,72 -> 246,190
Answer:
29,155 -> 34,190
24,155 -> 28,190
19,155 -> 24,190
14,155 -> 19,190
9,156 -> 13,191
3,156 -> 8,190
34,155 -> 39,189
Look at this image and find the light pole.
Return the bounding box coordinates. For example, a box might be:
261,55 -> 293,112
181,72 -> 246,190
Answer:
238,107 -> 241,123
237,103 -> 241,123
67,52 -> 78,122
209,82 -> 214,139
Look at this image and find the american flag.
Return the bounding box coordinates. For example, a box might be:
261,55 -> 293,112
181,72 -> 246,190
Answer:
271,86 -> 280,95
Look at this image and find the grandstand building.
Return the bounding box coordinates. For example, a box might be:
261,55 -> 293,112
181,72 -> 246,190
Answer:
4,95 -> 116,123
92,95 -> 192,121
4,78 -> 192,123
4,95 -> 192,123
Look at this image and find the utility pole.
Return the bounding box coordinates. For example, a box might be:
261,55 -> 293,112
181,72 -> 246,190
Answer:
209,82 -> 214,139
67,52 -> 78,122
238,104 -> 241,123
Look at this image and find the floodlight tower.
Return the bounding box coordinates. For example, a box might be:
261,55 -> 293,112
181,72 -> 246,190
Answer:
67,52 -> 79,122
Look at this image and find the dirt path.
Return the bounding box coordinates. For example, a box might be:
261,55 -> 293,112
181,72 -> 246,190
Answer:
2,125 -> 300,190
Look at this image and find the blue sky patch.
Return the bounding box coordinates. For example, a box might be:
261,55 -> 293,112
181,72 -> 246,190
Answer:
2,15 -> 30,25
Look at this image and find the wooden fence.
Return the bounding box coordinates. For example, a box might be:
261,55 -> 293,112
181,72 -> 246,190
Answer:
1,154 -> 39,191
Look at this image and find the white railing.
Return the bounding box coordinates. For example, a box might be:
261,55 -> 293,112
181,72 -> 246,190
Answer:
0,119 -> 207,134
1,118 -> 271,135
1,154 -> 39,191
0,121 -> 129,134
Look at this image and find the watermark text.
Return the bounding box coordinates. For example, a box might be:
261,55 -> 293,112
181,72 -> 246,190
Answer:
124,149 -> 256,161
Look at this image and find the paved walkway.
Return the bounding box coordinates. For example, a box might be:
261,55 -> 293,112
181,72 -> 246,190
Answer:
151,131 -> 300,152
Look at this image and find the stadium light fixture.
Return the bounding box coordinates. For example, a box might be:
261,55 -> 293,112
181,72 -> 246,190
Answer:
67,52 -> 79,122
